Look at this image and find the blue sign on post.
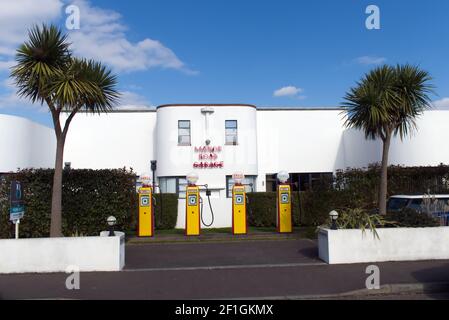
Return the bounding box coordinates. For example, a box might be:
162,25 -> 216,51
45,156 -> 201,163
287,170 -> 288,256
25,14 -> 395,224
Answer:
10,181 -> 24,221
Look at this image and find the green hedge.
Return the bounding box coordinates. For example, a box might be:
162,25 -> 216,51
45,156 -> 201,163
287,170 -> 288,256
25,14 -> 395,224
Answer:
247,190 -> 355,228
248,164 -> 449,228
153,193 -> 178,230
0,168 -> 178,238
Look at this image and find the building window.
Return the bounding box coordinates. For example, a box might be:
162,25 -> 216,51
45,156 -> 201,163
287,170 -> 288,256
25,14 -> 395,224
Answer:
225,120 -> 238,145
265,172 -> 333,191
178,120 -> 191,145
158,176 -> 188,198
265,174 -> 278,192
226,175 -> 256,198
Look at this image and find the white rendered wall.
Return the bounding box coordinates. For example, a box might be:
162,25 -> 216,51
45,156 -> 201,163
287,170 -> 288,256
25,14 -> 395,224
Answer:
62,111 -> 157,174
0,114 -> 55,172
257,109 -> 449,182
256,109 -> 345,190
342,110 -> 449,168
156,105 -> 258,179
319,227 -> 449,264
157,105 -> 258,229
0,234 -> 125,274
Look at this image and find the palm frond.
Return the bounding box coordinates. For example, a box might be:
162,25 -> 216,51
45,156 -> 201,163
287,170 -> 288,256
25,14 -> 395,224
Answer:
10,24 -> 71,104
341,64 -> 434,141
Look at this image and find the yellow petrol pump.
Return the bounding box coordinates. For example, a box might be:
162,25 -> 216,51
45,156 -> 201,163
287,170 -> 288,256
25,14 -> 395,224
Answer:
138,173 -> 154,237
185,173 -> 201,236
232,173 -> 247,235
276,171 -> 292,233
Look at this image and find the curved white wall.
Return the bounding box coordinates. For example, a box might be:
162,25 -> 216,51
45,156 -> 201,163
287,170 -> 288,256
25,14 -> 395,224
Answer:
156,105 -> 258,228
62,111 -> 156,174
0,115 -> 55,172
342,111 -> 449,168
256,109 -> 345,190
4,108 -> 449,229
156,105 -> 258,182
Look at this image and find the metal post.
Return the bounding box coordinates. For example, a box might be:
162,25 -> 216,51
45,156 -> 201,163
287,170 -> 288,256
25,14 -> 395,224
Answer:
15,220 -> 20,239
150,160 -> 159,225
108,224 -> 115,237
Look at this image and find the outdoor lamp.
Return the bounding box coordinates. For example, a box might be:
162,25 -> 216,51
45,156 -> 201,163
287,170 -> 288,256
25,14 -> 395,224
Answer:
277,171 -> 289,184
107,216 -> 117,237
150,160 -> 157,172
329,210 -> 339,230
150,161 -> 157,191
232,172 -> 245,185
186,172 -> 199,186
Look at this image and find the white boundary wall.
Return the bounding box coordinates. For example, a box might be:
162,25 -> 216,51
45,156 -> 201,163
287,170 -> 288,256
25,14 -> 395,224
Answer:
0,234 -> 125,274
318,227 -> 449,264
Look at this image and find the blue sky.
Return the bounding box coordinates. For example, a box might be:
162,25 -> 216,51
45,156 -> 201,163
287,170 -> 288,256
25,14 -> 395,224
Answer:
0,0 -> 448,127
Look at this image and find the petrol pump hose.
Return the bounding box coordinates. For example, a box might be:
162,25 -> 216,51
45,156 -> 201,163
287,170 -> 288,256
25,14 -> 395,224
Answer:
200,184 -> 214,227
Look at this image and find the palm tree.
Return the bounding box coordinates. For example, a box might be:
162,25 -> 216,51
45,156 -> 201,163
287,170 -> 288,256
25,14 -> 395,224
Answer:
342,64 -> 433,215
10,25 -> 120,237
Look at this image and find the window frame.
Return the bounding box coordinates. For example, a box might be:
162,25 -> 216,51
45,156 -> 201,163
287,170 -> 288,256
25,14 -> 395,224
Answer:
226,175 -> 256,198
158,176 -> 188,198
178,120 -> 191,146
225,120 -> 238,146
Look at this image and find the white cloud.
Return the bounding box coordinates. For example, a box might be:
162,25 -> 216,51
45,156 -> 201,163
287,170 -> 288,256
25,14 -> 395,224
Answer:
433,98 -> 449,110
117,91 -> 153,110
0,0 -> 63,49
67,0 -> 197,74
0,0 -> 194,74
273,86 -> 304,98
0,0 -> 189,112
0,78 -> 45,111
0,59 -> 14,72
354,56 -> 387,65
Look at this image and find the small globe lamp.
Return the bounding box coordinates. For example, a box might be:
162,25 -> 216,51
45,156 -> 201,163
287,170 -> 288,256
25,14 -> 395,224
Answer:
107,216 -> 117,236
277,171 -> 289,184
140,173 -> 152,187
232,172 -> 245,185
329,210 -> 339,230
186,172 -> 199,186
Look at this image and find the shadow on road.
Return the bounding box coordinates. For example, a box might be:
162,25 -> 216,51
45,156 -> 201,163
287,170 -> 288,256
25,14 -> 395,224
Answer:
297,246 -> 319,260
412,263 -> 449,299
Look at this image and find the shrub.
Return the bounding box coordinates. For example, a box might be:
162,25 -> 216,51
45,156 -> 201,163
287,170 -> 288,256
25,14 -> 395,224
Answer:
0,168 -> 138,238
247,192 -> 277,227
153,193 -> 178,230
247,164 -> 449,228
336,208 -> 392,238
386,208 -> 440,228
0,168 -> 181,239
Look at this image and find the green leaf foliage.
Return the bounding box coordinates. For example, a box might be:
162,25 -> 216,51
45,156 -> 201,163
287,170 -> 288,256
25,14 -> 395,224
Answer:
247,164 -> 449,228
342,64 -> 434,141
386,208 -> 440,228
0,169 -> 177,238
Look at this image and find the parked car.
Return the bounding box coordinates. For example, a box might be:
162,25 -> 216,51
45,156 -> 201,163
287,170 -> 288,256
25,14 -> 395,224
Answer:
387,195 -> 449,226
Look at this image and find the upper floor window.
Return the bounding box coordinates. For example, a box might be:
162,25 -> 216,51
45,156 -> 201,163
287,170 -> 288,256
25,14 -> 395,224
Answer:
225,120 -> 238,145
178,120 -> 191,145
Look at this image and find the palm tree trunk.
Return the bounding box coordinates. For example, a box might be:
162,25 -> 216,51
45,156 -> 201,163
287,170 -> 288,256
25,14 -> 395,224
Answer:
50,136 -> 65,237
379,133 -> 392,215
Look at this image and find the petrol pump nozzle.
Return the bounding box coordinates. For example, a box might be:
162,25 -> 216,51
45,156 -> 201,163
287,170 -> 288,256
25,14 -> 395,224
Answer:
205,184 -> 212,196
200,184 -> 214,227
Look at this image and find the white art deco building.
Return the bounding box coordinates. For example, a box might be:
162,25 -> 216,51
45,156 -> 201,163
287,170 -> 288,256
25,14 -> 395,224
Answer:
1,104 -> 449,228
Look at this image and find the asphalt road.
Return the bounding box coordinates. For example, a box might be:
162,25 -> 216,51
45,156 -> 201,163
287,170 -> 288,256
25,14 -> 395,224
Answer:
0,239 -> 448,300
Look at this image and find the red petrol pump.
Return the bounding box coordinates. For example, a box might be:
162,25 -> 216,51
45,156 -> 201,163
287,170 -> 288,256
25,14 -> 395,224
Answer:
232,172 -> 248,235
138,173 -> 155,237
276,171 -> 292,233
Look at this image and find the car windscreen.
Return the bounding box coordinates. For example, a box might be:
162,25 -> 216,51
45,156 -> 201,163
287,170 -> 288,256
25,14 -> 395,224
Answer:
387,198 -> 410,211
